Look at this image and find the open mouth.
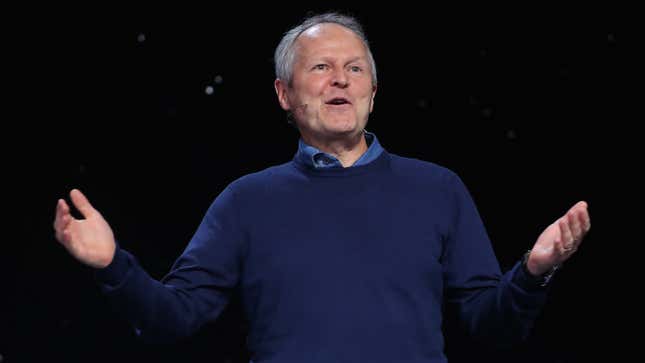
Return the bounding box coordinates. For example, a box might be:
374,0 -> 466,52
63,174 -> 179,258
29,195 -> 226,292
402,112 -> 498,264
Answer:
325,97 -> 351,106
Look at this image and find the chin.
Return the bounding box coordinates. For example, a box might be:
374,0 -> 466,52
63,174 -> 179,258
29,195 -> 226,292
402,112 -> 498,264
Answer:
325,121 -> 359,135
326,115 -> 359,128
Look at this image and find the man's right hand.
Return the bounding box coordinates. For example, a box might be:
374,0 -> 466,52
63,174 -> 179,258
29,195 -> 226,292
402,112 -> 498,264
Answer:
53,189 -> 116,269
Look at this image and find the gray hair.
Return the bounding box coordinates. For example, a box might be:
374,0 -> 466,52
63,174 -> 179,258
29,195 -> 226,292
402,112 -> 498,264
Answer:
274,12 -> 377,87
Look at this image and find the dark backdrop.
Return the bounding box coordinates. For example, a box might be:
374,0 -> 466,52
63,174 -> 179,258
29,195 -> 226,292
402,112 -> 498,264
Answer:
5,5 -> 632,363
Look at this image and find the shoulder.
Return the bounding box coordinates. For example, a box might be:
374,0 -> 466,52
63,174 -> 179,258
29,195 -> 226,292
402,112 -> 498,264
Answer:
203,161 -> 297,214
222,161 -> 300,198
387,152 -> 463,188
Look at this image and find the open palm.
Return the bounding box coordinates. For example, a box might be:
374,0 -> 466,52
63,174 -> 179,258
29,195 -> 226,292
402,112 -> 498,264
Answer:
526,201 -> 591,276
53,189 -> 116,268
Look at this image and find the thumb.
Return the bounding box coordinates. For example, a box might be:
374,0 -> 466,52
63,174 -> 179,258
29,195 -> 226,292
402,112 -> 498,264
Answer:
69,189 -> 97,218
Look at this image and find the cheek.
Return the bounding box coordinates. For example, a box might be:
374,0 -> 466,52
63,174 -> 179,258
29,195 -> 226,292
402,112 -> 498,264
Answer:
297,76 -> 327,94
359,93 -> 374,111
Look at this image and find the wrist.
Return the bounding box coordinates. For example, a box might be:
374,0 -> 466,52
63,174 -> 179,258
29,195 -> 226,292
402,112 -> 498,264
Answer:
522,249 -> 559,287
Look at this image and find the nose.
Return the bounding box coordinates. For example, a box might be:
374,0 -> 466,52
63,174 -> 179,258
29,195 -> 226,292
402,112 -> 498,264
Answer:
331,69 -> 349,88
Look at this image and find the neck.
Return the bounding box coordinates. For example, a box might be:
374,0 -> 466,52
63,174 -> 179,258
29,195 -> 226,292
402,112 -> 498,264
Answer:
302,132 -> 368,167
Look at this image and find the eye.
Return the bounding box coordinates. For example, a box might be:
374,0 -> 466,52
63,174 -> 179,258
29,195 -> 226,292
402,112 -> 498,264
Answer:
313,64 -> 328,71
349,65 -> 363,73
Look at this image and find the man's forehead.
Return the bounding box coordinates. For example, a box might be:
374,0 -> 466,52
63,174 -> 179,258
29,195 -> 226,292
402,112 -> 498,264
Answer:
295,23 -> 366,57
299,23 -> 360,42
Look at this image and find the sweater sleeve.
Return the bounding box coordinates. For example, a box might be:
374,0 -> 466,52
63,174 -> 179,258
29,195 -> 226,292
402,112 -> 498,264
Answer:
441,172 -> 548,346
94,184 -> 244,343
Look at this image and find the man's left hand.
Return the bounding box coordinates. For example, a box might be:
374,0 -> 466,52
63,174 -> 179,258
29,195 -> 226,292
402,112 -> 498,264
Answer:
526,201 -> 591,276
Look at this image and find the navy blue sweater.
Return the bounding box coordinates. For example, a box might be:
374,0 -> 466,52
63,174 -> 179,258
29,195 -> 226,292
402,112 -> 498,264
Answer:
97,150 -> 548,363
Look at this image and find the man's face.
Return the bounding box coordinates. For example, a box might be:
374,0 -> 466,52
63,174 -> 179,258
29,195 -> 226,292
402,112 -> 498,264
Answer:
276,23 -> 377,143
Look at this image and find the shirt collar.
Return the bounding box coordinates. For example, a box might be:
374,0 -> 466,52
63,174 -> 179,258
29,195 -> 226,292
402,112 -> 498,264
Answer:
295,131 -> 384,169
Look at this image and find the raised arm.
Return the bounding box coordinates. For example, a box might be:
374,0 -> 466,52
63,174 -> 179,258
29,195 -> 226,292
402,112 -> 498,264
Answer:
52,187 -> 243,343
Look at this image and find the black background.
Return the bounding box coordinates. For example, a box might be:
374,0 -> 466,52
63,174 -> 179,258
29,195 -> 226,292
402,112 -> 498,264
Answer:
4,5 -> 633,363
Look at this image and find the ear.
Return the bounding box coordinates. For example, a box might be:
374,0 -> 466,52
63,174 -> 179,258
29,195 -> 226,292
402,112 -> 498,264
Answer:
369,84 -> 377,113
274,78 -> 291,111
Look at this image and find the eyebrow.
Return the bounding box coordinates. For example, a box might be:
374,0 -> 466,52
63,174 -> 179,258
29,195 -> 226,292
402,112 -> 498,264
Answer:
313,56 -> 367,65
344,56 -> 366,64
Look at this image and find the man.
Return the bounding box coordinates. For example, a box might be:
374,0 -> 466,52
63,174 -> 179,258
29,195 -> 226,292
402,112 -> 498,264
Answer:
54,13 -> 590,363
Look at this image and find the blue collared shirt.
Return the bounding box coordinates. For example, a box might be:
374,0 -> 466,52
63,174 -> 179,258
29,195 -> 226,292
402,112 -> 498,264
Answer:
295,131 -> 384,168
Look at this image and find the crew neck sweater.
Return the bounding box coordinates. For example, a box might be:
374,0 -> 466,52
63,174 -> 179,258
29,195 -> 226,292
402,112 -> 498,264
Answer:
97,149 -> 547,363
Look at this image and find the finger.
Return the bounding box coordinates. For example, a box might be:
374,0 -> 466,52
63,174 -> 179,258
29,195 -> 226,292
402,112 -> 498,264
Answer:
57,214 -> 71,233
55,216 -> 72,245
55,228 -> 67,245
554,237 -> 568,256
568,210 -> 582,241
54,199 -> 72,231
59,228 -> 73,246
568,200 -> 588,214
570,201 -> 590,237
69,189 -> 96,219
559,218 -> 575,249
579,207 -> 591,233
555,237 -> 576,259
